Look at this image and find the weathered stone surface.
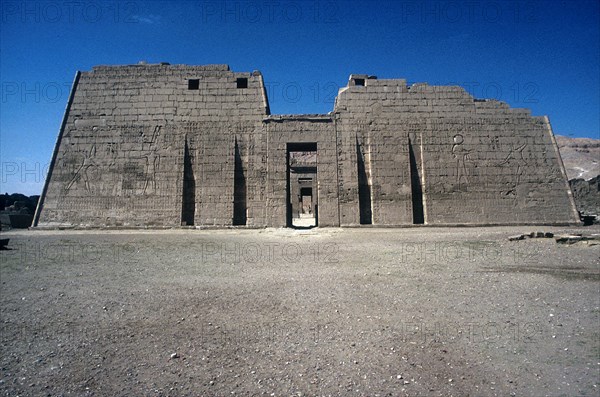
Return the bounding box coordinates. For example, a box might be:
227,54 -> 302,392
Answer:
569,176 -> 600,217
33,64 -> 580,228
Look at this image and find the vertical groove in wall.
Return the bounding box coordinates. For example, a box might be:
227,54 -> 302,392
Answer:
233,137 -> 247,225
408,136 -> 424,224
181,136 -> 196,225
265,123 -> 272,226
286,145 -> 292,227
418,130 -> 428,224
356,135 -> 372,224
366,129 -> 374,224
334,119 -> 341,226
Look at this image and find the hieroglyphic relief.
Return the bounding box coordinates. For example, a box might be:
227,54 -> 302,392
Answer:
119,124 -> 175,195
497,142 -> 528,196
451,134 -> 472,188
141,125 -> 162,194
34,64 -> 578,227
105,141 -> 119,164
64,144 -> 98,193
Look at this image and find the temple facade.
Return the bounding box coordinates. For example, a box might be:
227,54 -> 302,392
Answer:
33,64 -> 579,227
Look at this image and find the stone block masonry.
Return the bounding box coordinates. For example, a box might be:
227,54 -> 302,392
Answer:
33,64 -> 579,227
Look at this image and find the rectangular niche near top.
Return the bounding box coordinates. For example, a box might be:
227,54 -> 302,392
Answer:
188,79 -> 199,90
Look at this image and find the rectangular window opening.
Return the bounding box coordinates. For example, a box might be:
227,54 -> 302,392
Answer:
354,78 -> 365,86
188,79 -> 199,90
236,77 -> 248,89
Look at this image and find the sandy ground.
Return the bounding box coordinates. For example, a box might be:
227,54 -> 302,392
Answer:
1,226 -> 599,397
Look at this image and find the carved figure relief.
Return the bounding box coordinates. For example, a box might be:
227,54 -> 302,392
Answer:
452,134 -> 471,187
498,143 -> 528,186
490,136 -> 500,151
106,142 -> 119,167
33,64 -> 579,228
142,125 -> 162,194
65,144 -> 98,193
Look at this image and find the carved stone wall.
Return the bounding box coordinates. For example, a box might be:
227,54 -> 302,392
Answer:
34,64 -> 579,227
36,64 -> 268,227
334,76 -> 579,225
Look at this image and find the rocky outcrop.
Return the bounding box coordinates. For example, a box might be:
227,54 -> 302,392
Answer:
569,176 -> 599,223
555,135 -> 600,180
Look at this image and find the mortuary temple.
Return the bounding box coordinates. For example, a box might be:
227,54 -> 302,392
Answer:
33,63 -> 580,228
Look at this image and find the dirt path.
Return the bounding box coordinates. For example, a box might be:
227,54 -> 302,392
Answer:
1,226 -> 598,396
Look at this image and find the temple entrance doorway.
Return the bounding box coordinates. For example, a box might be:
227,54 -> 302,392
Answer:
287,143 -> 317,228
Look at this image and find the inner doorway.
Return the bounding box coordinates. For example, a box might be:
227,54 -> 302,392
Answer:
300,186 -> 313,216
287,143 -> 317,228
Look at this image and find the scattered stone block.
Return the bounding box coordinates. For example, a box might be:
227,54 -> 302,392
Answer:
555,235 -> 585,244
510,232 -> 555,241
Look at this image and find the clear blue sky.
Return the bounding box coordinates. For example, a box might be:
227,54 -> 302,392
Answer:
1,0 -> 599,195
